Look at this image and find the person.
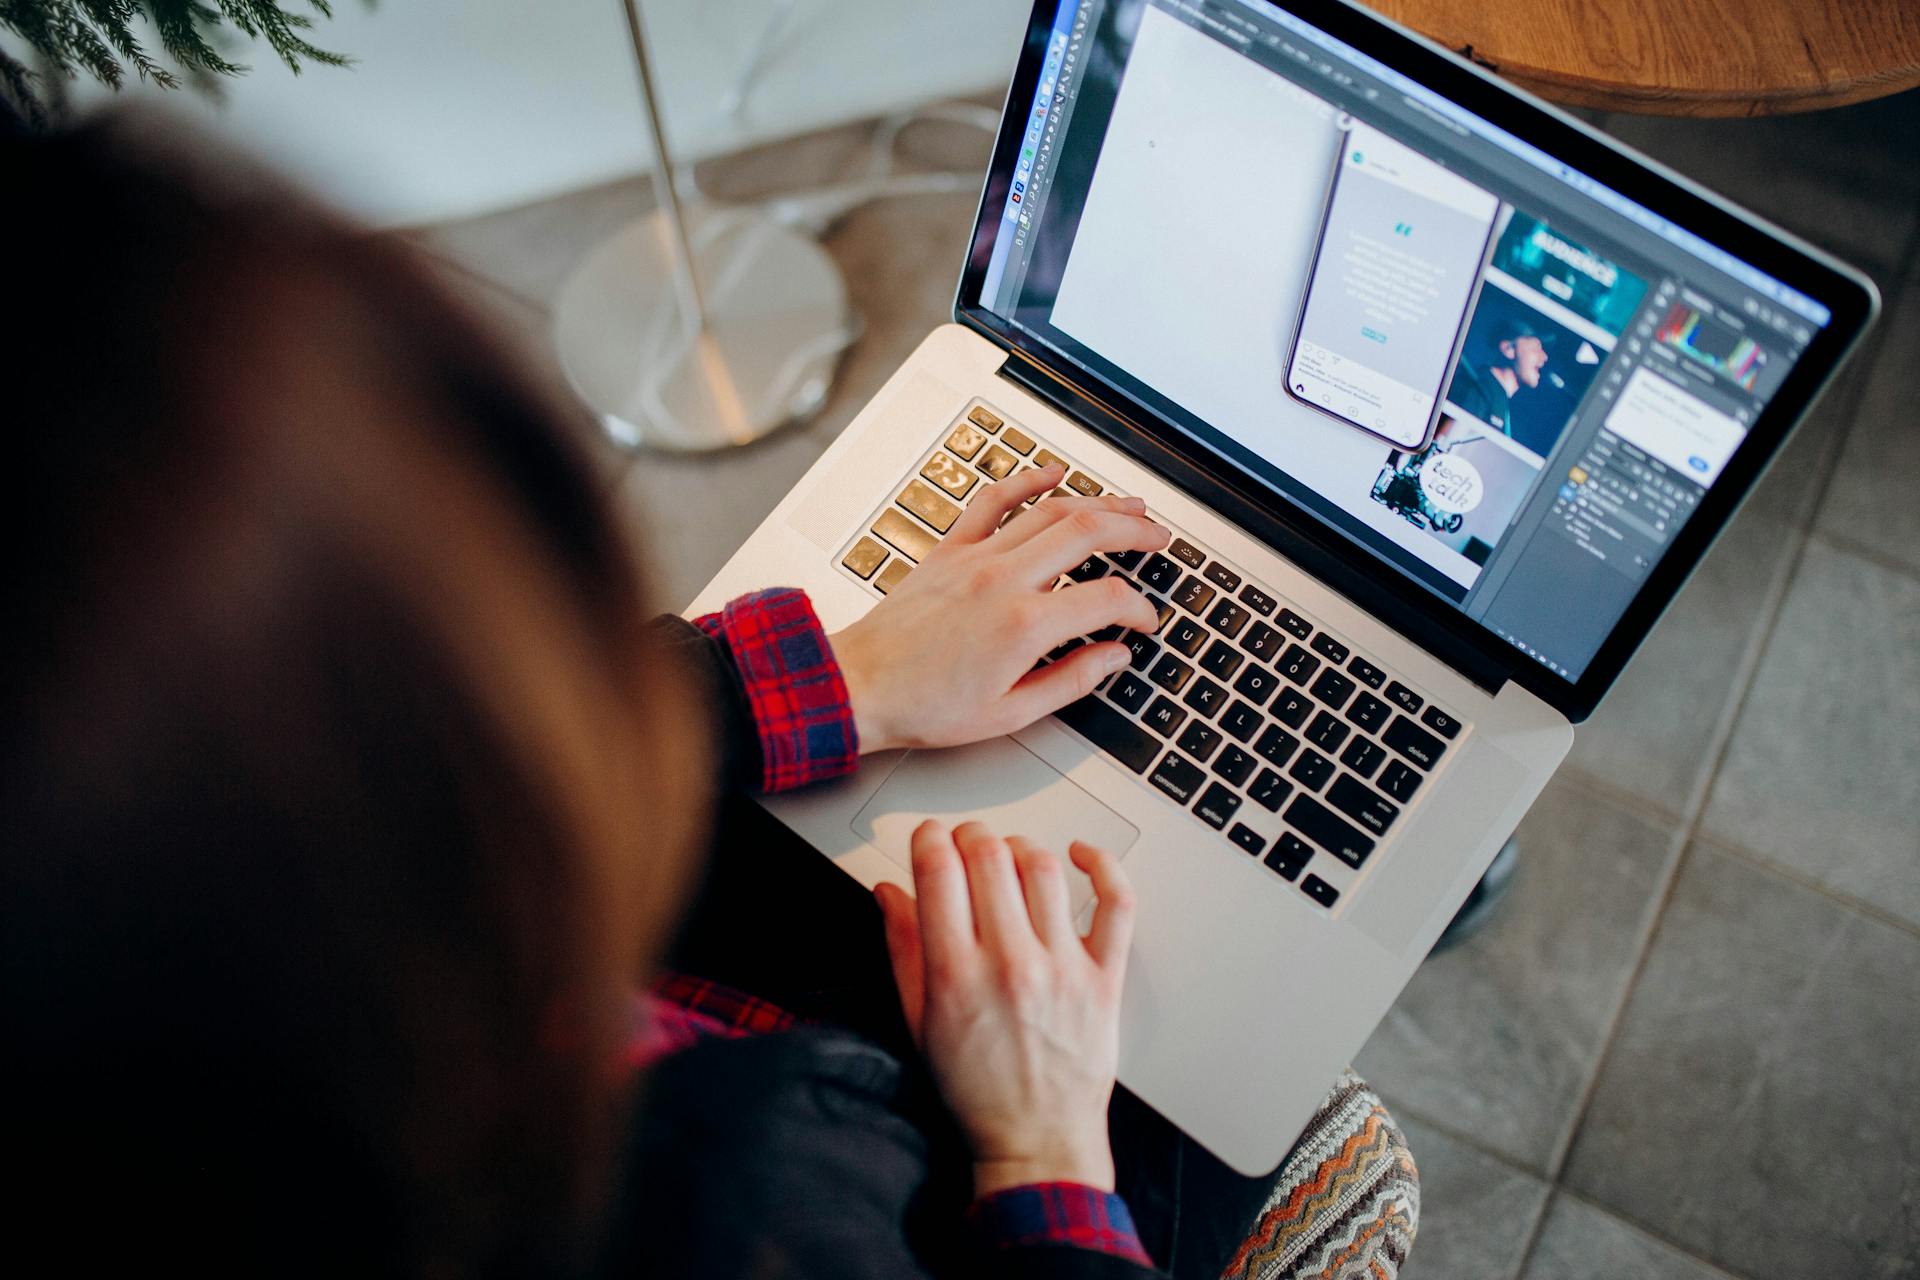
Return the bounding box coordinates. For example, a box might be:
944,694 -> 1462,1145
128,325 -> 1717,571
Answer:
1446,314 -> 1559,453
3,119 -> 1417,1278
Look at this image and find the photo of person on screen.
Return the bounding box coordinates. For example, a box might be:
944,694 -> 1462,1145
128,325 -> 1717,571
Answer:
1447,314 -> 1571,455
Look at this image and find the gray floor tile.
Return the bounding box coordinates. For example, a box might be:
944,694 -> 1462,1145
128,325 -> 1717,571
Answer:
1397,1116 -> 1551,1280
1562,843 -> 1920,1280
1521,1194 -> 1737,1280
1601,93 -> 1920,281
1816,249 -> 1920,578
1700,540 -> 1920,927
1356,777 -> 1678,1173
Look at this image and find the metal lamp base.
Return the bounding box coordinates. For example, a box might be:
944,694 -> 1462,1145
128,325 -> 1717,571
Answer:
552,207 -> 853,452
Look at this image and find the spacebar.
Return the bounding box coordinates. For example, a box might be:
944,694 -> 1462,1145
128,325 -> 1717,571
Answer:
1055,696 -> 1160,774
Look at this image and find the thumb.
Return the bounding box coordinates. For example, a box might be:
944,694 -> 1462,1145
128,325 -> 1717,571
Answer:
874,882 -> 927,1044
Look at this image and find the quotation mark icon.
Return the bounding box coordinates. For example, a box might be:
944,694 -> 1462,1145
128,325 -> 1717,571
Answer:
1393,222 -> 1413,237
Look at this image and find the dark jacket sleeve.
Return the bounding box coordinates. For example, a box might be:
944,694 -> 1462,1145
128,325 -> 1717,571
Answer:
646,613 -> 764,793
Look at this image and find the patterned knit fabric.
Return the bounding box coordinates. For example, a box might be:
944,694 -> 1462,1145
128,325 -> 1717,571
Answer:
1220,1072 -> 1419,1280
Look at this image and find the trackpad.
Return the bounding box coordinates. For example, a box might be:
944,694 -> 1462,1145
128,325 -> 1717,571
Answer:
853,738 -> 1140,917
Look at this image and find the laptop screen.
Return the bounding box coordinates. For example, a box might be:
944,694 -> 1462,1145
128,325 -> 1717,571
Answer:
974,0 -> 1837,684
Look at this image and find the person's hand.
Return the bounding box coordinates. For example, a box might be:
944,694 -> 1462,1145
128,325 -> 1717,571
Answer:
874,819 -> 1136,1196
829,464 -> 1169,755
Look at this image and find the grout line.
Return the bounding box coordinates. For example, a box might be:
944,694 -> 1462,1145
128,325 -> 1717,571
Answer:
1694,831 -> 1920,944
1542,1187 -> 1758,1280
1550,763 -> 1692,829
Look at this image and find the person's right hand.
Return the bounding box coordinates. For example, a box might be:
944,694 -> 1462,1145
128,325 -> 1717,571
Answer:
874,819 -> 1137,1197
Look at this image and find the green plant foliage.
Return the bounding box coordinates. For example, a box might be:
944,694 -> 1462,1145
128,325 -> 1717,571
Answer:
1,1 -> 354,126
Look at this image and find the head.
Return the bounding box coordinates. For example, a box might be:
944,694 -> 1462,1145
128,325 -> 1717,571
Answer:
2,119 -> 712,1272
1490,319 -> 1551,387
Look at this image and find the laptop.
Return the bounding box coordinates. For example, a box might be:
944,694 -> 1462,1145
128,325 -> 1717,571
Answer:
688,0 -> 1878,1174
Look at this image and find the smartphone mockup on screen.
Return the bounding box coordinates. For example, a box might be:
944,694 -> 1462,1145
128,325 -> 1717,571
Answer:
1286,121 -> 1501,449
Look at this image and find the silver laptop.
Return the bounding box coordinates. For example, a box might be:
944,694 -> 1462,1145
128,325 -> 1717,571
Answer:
689,0 -> 1877,1174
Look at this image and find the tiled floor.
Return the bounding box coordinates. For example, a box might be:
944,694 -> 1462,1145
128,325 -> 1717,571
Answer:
410,87 -> 1920,1280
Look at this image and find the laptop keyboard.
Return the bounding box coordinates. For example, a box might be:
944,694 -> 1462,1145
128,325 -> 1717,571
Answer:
835,400 -> 1468,914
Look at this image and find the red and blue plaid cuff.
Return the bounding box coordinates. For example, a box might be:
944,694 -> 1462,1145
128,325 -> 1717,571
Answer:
695,588 -> 858,793
628,972 -> 802,1067
968,1182 -> 1154,1267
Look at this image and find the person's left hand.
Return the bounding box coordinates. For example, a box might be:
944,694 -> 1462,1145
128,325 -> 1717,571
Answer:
829,464 -> 1169,755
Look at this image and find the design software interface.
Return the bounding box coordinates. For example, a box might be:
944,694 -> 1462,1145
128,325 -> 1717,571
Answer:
978,0 -> 1830,680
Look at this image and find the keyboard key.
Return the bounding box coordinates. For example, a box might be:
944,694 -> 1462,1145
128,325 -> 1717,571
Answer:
842,536 -> 887,579
1383,715 -> 1445,771
1046,636 -> 1084,662
944,422 -> 987,460
875,559 -> 912,594
1286,794 -> 1375,868
1199,640 -> 1243,680
1034,448 -> 1067,471
1149,654 -> 1194,695
1243,621 -> 1286,663
1385,681 -> 1424,715
1068,554 -> 1109,583
1271,689 -> 1312,728
1255,725 -> 1299,767
1249,769 -> 1293,813
1065,471 -> 1104,497
1147,595 -> 1175,634
1206,599 -> 1251,639
898,480 -> 962,533
1212,744 -> 1256,786
1149,752 -> 1206,804
967,405 -> 1003,433
1232,665 -> 1279,706
1172,576 -> 1216,615
1123,632 -> 1160,671
1193,783 -> 1241,830
873,509 -> 938,562
1264,832 -> 1311,880
1165,617 -> 1208,657
1183,677 -> 1228,719
1339,737 -> 1386,779
920,452 -> 979,499
1309,633 -> 1350,664
1289,748 -> 1334,792
1346,656 -> 1386,689
1177,721 -> 1223,763
1239,584 -> 1277,615
1139,553 -> 1183,593
1000,426 -> 1036,455
1347,692 -> 1392,733
1276,608 -> 1313,640
1143,696 -> 1187,737
1220,700 -> 1263,742
1203,562 -> 1242,592
1300,874 -> 1340,908
1378,759 -> 1423,802
977,444 -> 1018,481
1110,672 -> 1155,715
1421,705 -> 1462,739
1229,823 -> 1266,856
1056,696 -> 1159,774
1168,537 -> 1207,569
1305,710 -> 1350,752
1111,548 -> 1146,572
1091,625 -> 1125,644
1326,775 -> 1400,838
1277,645 -> 1321,685
1309,668 -> 1356,710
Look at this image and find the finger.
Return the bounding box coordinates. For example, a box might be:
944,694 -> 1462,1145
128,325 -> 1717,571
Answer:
909,820 -> 976,977
990,492 -> 1149,553
953,821 -> 1038,955
946,465 -> 1064,544
1032,575 -> 1160,650
998,642 -> 1131,728
1010,509 -> 1171,587
874,882 -> 927,1043
1008,837 -> 1075,949
1071,841 -> 1137,972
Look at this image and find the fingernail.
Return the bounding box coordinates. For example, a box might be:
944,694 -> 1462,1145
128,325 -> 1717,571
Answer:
1104,646 -> 1128,671
1123,497 -> 1147,513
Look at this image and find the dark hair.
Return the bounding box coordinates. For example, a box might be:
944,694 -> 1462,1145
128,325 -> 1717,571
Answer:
1,118 -> 712,1274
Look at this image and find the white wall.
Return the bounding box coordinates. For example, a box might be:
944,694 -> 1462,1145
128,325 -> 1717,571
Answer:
36,0 -> 1031,226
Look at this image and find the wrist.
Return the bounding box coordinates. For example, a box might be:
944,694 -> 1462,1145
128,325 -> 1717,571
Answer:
972,1150 -> 1117,1198
827,623 -> 898,755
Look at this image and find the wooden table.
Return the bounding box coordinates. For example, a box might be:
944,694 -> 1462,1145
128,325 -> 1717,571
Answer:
1370,0 -> 1920,116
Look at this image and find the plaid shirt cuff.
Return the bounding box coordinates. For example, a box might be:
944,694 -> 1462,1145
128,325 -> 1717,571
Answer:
695,589 -> 858,793
628,972 -> 802,1067
967,1183 -> 1154,1267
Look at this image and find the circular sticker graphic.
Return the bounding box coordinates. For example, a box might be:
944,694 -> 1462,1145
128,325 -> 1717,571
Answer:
1420,453 -> 1484,516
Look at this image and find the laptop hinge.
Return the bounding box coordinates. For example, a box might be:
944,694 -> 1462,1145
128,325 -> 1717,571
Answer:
995,352 -> 1514,697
